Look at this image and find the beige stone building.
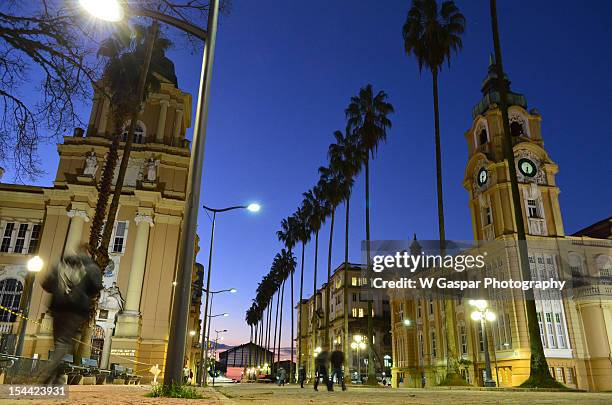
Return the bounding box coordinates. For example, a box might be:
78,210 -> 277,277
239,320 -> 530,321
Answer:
297,264 -> 393,380
0,64 -> 202,379
389,63 -> 612,391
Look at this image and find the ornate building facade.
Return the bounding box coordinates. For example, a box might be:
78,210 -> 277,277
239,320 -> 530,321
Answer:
0,65 -> 202,380
389,63 -> 612,391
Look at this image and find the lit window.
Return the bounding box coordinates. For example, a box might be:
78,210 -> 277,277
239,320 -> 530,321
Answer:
566,368 -> 574,384
0,278 -> 23,322
358,308 -> 364,318
485,207 -> 493,225
527,200 -> 540,218
459,323 -> 468,355
431,331 -> 437,358
351,277 -> 357,286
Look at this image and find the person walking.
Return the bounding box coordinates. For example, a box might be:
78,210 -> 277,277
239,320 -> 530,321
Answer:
37,245 -> 103,384
313,348 -> 330,391
298,364 -> 306,388
330,346 -> 346,391
278,366 -> 287,386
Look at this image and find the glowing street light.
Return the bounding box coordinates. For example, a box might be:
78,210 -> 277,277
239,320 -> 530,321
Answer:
27,256 -> 44,273
351,335 -> 367,384
403,319 -> 412,327
16,256 -> 45,356
79,0 -> 123,22
189,330 -> 197,337
470,300 -> 496,387
247,203 -> 261,213
200,203 -> 260,385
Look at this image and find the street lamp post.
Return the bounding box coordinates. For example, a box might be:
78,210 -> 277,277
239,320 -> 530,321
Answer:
79,0 -> 219,385
15,256 -> 44,357
197,287 -> 236,385
212,329 -> 227,387
350,335 -> 366,384
200,203 -> 259,385
470,300 -> 496,387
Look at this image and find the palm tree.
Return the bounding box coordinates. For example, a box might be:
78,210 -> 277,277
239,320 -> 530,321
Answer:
89,23 -> 172,267
402,0 -> 465,385
293,207 -> 311,374
488,0 -> 557,388
319,164 -> 348,350
328,129 -> 360,373
345,84 -> 394,383
277,219 -> 298,381
302,185 -> 329,372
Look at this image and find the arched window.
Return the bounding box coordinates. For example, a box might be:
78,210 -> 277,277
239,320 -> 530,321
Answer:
510,121 -> 525,137
568,253 -> 585,277
479,128 -> 488,145
474,120 -> 489,147
0,278 -> 23,322
122,121 -> 146,144
509,112 -> 529,138
596,255 -> 612,278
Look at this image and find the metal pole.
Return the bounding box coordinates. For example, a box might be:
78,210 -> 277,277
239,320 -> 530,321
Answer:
199,211 -> 216,386
164,0 -> 220,386
490,318 -> 500,386
15,272 -> 34,356
482,318 -> 495,387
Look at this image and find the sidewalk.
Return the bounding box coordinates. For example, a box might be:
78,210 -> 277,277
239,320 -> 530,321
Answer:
2,384 -> 232,404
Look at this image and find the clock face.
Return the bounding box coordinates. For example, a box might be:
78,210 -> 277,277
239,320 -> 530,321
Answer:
477,167 -> 488,186
518,158 -> 537,177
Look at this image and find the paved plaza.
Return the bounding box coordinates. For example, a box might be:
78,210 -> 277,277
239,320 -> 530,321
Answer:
2,383 -> 612,404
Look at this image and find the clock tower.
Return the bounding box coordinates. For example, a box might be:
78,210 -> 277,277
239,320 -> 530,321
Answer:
463,60 -> 564,241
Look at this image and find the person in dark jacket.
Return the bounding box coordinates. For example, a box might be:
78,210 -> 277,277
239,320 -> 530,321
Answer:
330,346 -> 346,391
313,349 -> 330,391
37,246 -> 103,384
298,364 -> 306,388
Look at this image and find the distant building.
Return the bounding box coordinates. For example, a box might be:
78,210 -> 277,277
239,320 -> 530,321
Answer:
297,263 -> 392,380
218,342 -> 273,372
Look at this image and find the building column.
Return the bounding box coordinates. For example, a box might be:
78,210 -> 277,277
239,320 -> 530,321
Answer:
65,209 -> 89,256
173,108 -> 184,146
100,326 -> 114,369
156,100 -> 169,143
97,97 -> 110,136
124,213 -> 154,313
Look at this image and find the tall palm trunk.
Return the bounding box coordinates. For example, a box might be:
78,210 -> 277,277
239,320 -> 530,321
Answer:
272,290 -> 280,373
325,209 -> 335,350
364,157 -> 376,384
266,303 -> 272,358
253,322 -> 258,368
298,242 -> 306,375
312,229 -> 319,374
490,0 -> 555,387
277,279 -> 285,367
342,198 -> 350,376
258,318 -> 263,366
431,68 -> 462,384
290,248 -> 295,382
249,325 -> 253,369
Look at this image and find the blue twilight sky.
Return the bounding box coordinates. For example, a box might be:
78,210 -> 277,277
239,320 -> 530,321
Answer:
12,1 -> 612,347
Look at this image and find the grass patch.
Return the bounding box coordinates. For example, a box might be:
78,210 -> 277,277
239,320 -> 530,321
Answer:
146,383 -> 205,399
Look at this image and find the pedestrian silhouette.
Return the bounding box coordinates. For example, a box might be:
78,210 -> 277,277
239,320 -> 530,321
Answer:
330,345 -> 346,391
313,348 -> 330,391
37,245 -> 102,384
298,364 -> 306,388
